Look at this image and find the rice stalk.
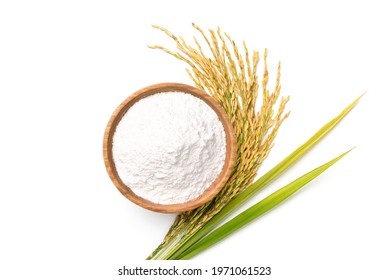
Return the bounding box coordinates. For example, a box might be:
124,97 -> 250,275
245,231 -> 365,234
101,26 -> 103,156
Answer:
147,24 -> 289,259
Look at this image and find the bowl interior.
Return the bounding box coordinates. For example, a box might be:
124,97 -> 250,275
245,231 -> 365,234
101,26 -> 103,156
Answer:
103,83 -> 236,213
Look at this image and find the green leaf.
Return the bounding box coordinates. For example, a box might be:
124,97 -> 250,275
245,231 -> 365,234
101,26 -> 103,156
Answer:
178,149 -> 352,260
168,95 -> 361,259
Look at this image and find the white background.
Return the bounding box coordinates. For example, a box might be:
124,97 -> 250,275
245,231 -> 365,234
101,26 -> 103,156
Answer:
1,1 -> 388,279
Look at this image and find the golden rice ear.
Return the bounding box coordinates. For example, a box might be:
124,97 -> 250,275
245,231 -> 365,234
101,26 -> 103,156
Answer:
148,24 -> 289,259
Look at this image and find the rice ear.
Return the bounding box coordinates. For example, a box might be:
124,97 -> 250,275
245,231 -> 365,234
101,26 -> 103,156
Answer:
148,24 -> 288,259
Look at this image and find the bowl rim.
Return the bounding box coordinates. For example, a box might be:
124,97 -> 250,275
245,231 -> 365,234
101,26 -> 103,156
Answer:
103,82 -> 237,213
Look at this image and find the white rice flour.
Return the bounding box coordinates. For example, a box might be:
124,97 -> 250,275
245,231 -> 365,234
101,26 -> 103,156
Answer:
112,92 -> 226,204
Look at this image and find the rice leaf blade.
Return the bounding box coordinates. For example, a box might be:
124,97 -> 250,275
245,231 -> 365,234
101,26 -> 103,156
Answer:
168,96 -> 361,259
178,150 -> 351,260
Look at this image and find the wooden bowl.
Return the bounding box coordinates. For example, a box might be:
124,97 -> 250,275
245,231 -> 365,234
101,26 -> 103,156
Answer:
103,83 -> 236,213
